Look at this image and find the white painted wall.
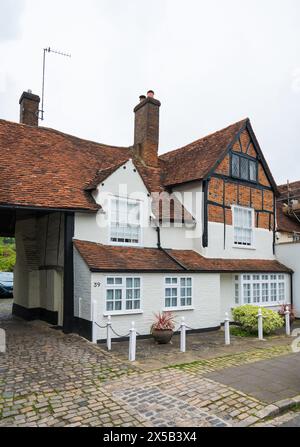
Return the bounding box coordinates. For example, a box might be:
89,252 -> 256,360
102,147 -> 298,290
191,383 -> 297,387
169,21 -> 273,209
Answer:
14,213 -> 64,323
74,159 -> 199,250
276,242 -> 300,316
74,248 -> 92,321
202,222 -> 275,260
88,271 -> 222,341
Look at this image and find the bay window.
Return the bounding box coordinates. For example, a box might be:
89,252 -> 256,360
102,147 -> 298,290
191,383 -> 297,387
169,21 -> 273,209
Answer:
234,274 -> 287,306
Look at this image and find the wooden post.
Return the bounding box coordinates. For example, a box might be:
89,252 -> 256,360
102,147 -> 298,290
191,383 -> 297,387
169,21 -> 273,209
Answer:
107,315 -> 112,351
285,306 -> 291,336
129,321 -> 136,362
224,312 -> 230,345
180,317 -> 186,352
258,308 -> 264,341
92,300 -> 97,344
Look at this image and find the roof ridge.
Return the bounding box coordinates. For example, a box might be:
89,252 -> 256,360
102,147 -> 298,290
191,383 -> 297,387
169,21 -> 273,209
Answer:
0,118 -> 130,151
159,118 -> 248,160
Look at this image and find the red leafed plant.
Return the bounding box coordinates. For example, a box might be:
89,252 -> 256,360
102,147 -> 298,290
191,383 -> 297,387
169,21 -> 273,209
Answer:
278,304 -> 296,324
151,311 -> 175,332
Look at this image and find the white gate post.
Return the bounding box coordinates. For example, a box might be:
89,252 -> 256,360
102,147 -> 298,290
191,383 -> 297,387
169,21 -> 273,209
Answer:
79,297 -> 82,318
180,317 -> 186,352
129,321 -> 136,362
258,308 -> 264,341
224,312 -> 230,345
285,306 -> 291,336
107,315 -> 112,351
92,300 -> 97,344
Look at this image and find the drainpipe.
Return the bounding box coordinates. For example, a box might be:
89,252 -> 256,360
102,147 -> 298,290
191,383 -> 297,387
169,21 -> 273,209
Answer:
290,272 -> 294,308
153,218 -> 188,271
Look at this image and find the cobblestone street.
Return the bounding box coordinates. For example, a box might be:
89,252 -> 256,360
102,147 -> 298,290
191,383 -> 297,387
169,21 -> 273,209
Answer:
0,299 -> 299,427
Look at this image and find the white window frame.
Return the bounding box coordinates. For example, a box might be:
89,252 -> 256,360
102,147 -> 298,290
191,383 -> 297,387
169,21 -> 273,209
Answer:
104,276 -> 143,315
232,205 -> 255,249
234,273 -> 287,307
163,276 -> 193,311
109,196 -> 142,247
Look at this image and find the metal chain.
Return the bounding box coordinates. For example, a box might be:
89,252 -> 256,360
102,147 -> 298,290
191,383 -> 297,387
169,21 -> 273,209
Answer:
94,321 -> 107,329
110,326 -> 131,338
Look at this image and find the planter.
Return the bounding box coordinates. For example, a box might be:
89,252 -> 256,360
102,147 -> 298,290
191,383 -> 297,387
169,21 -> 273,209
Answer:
152,329 -> 173,344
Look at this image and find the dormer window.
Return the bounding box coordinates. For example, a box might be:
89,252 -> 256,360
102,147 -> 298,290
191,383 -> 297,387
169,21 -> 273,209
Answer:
110,197 -> 141,245
231,153 -> 257,182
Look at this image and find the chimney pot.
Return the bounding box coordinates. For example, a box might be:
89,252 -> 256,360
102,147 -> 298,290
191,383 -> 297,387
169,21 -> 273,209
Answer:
147,90 -> 154,98
139,95 -> 146,102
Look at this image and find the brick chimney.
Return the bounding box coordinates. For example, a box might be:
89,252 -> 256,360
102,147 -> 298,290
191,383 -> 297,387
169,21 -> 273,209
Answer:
133,90 -> 161,167
19,90 -> 40,126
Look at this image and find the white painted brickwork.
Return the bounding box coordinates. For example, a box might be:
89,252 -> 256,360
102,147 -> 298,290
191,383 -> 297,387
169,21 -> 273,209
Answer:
74,248 -> 92,321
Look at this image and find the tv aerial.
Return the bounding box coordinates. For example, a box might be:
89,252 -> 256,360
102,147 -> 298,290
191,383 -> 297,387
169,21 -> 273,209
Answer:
40,47 -> 71,121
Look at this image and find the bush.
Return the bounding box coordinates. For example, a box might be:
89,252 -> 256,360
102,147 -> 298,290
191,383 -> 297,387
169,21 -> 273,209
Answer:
232,305 -> 284,335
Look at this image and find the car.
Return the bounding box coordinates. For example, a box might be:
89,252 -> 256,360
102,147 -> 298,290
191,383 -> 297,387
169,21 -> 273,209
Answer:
0,283 -> 13,298
0,272 -> 13,294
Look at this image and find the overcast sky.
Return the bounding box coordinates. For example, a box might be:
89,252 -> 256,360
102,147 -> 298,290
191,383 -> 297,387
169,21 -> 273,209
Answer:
1,0 -> 300,185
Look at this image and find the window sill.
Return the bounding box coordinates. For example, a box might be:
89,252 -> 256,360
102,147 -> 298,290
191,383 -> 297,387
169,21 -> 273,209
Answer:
162,307 -> 195,312
232,245 -> 256,251
103,310 -> 143,316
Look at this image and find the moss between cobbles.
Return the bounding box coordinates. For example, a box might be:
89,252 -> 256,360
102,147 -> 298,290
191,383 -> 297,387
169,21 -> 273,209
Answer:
165,345 -> 291,373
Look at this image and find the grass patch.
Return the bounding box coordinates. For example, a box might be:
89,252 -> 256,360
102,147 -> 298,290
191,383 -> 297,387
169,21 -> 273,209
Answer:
230,326 -> 255,338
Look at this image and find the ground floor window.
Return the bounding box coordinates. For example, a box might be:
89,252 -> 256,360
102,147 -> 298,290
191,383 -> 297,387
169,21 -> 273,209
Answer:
106,277 -> 141,312
234,274 -> 287,306
164,277 -> 192,309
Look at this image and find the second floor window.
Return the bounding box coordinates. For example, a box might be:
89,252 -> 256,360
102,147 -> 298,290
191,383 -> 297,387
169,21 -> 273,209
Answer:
110,197 -> 141,245
233,206 -> 254,247
232,153 -> 257,182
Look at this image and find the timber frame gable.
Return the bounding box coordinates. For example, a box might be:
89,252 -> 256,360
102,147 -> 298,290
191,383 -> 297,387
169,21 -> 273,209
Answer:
202,119 -> 277,250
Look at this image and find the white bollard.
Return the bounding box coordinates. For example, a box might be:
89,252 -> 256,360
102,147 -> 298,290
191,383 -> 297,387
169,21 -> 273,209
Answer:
258,308 -> 264,341
180,317 -> 186,352
285,306 -> 291,336
92,300 -> 97,344
129,321 -> 136,362
224,312 -> 230,345
79,297 -> 82,318
107,315 -> 112,351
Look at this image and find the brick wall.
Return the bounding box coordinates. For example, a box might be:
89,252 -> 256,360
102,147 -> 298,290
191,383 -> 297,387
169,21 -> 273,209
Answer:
207,129 -> 274,231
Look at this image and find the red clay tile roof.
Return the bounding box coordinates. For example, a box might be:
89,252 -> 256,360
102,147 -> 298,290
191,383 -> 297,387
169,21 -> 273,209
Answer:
0,116 -> 271,215
0,120 -> 130,211
160,119 -> 248,187
74,239 -> 292,273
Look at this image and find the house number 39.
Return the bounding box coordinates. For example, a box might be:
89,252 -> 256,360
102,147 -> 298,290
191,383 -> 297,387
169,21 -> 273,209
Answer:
93,282 -> 101,287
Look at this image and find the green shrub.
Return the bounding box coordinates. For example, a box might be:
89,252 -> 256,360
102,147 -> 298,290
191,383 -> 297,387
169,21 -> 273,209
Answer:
232,305 -> 284,335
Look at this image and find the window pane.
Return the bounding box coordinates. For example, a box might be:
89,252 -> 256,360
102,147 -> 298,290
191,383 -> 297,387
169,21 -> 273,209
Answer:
240,157 -> 249,180
165,278 -> 171,284
187,278 -> 192,286
262,283 -> 269,302
134,278 -> 140,288
235,283 -> 240,304
115,289 -> 122,300
126,278 -> 133,288
115,278 -> 122,285
107,277 -> 114,285
106,289 -> 113,300
253,283 -> 260,303
232,154 -> 240,177
249,161 -> 257,181
243,284 -> 251,304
